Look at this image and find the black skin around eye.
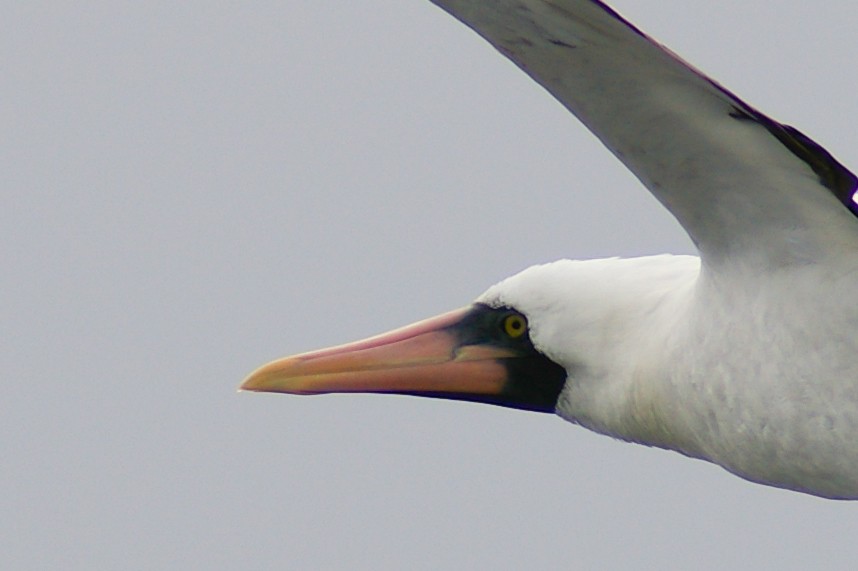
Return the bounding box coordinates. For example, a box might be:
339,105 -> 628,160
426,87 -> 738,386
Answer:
425,303 -> 566,412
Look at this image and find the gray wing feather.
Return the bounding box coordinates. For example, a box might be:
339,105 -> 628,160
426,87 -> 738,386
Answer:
429,0 -> 857,264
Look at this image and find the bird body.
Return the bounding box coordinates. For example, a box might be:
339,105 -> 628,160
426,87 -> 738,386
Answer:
484,254 -> 858,498
242,1 -> 858,499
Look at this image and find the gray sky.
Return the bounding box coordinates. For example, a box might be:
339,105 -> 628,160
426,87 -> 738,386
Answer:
5,1 -> 858,569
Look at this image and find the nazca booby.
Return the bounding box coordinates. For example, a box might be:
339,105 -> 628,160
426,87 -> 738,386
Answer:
241,1 -> 858,499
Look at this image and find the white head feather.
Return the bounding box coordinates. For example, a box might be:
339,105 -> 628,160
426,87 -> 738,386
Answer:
478,255 -> 700,449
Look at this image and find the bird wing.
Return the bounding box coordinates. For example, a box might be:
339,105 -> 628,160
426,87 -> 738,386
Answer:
429,0 -> 857,265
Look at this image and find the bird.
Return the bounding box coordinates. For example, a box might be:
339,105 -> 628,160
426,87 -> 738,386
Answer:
240,0 -> 858,499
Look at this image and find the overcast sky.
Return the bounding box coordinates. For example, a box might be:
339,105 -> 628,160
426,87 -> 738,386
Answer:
5,1 -> 858,569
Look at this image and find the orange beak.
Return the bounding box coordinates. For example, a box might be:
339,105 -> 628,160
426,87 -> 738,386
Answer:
240,308 -> 518,398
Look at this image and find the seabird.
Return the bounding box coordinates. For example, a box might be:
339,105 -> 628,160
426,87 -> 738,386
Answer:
241,1 -> 858,499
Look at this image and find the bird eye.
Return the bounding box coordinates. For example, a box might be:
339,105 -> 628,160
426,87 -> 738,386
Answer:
503,314 -> 527,338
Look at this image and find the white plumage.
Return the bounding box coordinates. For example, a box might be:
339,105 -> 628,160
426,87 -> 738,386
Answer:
481,255 -> 858,498
243,1 -> 858,499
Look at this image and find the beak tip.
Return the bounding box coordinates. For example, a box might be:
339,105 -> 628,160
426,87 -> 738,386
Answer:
239,357 -> 306,394
238,373 -> 266,393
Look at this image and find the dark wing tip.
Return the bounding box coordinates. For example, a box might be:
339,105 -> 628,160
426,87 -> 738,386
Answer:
730,105 -> 858,217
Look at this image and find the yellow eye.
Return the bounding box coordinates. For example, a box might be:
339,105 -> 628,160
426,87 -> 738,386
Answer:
503,314 -> 527,338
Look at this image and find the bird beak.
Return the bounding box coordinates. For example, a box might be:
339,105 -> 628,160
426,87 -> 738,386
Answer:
240,308 -> 517,398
